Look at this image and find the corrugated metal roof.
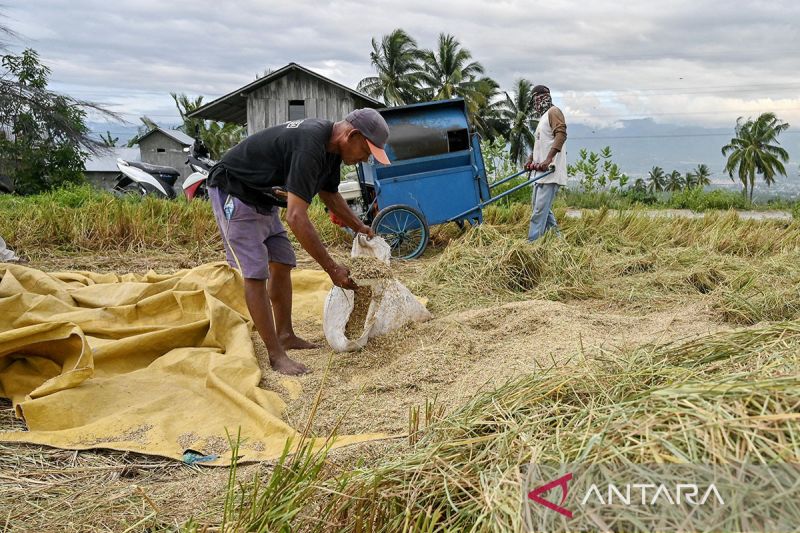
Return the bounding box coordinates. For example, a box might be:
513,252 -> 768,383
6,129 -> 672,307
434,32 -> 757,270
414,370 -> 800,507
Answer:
137,127 -> 194,146
84,147 -> 141,172
187,62 -> 382,124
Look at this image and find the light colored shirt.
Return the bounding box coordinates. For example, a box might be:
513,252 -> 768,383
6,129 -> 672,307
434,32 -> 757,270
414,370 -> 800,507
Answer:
533,106 -> 568,185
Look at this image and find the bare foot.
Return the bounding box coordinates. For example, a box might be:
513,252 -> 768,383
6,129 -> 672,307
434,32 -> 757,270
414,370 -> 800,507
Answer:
280,334 -> 319,350
270,353 -> 310,375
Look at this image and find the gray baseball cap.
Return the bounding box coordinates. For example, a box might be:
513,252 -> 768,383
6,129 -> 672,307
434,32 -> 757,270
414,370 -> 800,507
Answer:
345,108 -> 391,164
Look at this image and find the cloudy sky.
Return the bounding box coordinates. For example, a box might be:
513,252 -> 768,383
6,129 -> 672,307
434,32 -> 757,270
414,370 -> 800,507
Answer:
4,0 -> 800,134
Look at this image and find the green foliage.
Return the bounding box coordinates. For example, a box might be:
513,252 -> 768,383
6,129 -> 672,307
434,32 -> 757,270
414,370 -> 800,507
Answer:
647,166 -> 666,193
793,202 -> 800,220
480,137 -> 515,181
500,79 -> 538,165
418,33 -> 486,103
567,146 -> 630,193
666,187 -> 749,211
686,163 -> 712,188
0,184 -> 219,255
480,137 -> 534,205
0,183 -> 348,258
356,28 -> 426,105
722,112 -> 790,202
100,130 -> 118,147
357,30 -> 503,139
0,49 -> 88,195
665,169 -> 685,192
172,92 -> 245,159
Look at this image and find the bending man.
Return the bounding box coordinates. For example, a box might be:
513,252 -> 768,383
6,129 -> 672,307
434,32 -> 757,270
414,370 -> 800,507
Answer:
207,109 -> 391,375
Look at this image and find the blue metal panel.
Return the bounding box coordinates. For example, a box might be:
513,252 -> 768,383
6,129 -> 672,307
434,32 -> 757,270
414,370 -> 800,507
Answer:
357,98 -> 488,228
470,134 -> 490,201
376,165 -> 482,226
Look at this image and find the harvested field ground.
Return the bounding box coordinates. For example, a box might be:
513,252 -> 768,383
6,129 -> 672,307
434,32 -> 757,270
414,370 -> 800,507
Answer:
1,200 -> 799,531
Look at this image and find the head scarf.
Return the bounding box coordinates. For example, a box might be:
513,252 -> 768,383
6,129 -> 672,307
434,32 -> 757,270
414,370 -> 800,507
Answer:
533,91 -> 553,118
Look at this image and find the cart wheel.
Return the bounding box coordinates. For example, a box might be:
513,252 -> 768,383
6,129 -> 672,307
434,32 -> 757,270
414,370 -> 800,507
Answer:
371,205 -> 429,259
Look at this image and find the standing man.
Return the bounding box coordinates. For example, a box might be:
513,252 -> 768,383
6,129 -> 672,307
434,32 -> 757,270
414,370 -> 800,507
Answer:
525,85 -> 567,241
207,108 -> 391,375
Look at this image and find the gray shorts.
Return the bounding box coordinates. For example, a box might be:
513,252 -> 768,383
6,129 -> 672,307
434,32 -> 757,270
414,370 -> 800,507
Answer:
209,186 -> 296,280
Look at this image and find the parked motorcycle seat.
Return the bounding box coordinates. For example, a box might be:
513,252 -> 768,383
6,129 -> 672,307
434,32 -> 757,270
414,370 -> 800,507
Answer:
128,161 -> 180,176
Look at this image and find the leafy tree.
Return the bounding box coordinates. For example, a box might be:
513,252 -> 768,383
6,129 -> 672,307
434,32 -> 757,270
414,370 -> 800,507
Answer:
631,177 -> 647,192
499,79 -> 538,165
100,130 -> 118,147
0,49 -> 97,194
685,163 -> 711,190
693,164 -> 712,188
480,136 -> 516,181
666,170 -> 684,192
357,29 -> 424,105
647,166 -> 666,193
722,112 -> 790,202
171,92 -> 245,159
419,33 -> 490,117
568,146 -> 629,192
471,77 -> 507,140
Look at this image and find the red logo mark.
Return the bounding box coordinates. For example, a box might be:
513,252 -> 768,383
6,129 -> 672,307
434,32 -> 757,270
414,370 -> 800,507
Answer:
528,472 -> 573,518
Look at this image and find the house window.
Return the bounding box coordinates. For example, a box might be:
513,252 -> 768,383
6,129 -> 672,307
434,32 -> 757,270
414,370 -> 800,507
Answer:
156,148 -> 166,153
288,100 -> 305,121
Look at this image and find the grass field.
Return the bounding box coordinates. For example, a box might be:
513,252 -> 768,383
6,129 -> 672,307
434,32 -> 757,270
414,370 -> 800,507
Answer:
1,186 -> 799,531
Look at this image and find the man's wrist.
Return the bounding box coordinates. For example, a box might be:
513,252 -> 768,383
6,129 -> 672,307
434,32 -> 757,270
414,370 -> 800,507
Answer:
321,258 -> 338,273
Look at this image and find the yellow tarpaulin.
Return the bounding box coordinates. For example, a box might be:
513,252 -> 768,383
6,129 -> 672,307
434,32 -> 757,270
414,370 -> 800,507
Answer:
0,262 -> 376,463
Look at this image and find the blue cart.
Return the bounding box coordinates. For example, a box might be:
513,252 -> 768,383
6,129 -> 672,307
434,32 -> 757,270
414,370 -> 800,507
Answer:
348,98 -> 552,259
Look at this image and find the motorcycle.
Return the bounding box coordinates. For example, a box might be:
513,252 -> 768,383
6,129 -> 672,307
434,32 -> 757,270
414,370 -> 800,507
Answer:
182,138 -> 217,201
113,159 -> 179,199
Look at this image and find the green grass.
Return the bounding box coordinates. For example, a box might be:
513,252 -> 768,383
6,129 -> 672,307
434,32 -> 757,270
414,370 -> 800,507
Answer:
3,186 -> 798,326
0,184 -> 349,260
556,187 -> 797,212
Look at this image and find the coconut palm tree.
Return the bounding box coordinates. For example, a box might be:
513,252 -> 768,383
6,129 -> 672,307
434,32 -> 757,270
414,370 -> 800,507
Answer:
666,170 -> 685,192
357,29 -> 425,106
499,79 -> 539,166
685,163 -> 712,189
419,34 -> 486,114
631,177 -> 648,192
722,112 -> 790,202
471,77 -> 507,140
170,92 -> 244,159
646,166 -> 666,193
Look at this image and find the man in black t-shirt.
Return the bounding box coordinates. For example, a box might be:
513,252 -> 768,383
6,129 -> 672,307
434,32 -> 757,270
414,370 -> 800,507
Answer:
208,108 -> 390,375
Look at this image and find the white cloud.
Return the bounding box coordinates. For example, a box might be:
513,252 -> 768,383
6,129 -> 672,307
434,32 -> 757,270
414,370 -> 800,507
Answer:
4,0 -> 799,130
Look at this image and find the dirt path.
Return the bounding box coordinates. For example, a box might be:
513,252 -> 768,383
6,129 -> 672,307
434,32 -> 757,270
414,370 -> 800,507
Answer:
564,208 -> 794,221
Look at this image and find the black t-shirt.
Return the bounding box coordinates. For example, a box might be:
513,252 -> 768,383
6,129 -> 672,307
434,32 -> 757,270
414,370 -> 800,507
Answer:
210,118 -> 342,212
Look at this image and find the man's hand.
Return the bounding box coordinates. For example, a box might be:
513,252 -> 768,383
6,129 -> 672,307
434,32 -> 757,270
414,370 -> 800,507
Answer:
525,160 -> 538,171
537,158 -> 554,171
327,263 -> 357,290
357,224 -> 376,238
